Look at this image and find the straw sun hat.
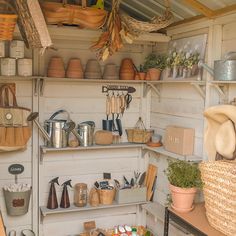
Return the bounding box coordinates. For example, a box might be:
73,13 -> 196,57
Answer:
204,105 -> 236,161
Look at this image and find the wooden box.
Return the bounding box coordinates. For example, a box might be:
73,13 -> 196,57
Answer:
164,126 -> 195,155
115,187 -> 147,204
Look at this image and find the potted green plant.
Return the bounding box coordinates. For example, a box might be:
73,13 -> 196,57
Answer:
135,64 -> 146,80
143,53 -> 165,80
165,159 -> 202,213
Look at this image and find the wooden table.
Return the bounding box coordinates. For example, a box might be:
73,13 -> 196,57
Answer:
164,203 -> 226,236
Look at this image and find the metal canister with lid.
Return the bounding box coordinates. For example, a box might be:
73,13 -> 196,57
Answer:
10,40 -> 24,59
74,183 -> 87,207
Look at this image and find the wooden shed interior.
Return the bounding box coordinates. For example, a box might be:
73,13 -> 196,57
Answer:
0,0 -> 235,236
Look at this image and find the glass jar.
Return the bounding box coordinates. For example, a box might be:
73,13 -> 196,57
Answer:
74,183 -> 87,207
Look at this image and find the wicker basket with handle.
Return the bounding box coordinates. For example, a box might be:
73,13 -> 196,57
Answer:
126,117 -> 154,144
0,0 -> 17,41
200,160 -> 236,236
41,0 -> 107,29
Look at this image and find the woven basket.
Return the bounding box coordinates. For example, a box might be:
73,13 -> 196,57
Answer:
126,129 -> 154,144
0,0 -> 17,41
98,188 -> 115,205
120,9 -> 173,35
200,160 -> 236,236
12,0 -> 52,51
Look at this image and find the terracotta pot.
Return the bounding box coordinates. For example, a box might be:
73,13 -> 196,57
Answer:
147,68 -> 161,80
135,72 -> 146,80
85,59 -> 102,79
47,57 -> 65,78
170,184 -> 197,213
66,58 -> 84,79
119,58 -> 135,80
103,63 -> 118,80
120,72 -> 135,80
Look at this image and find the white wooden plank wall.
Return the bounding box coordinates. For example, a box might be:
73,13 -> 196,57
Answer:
0,81 -> 33,234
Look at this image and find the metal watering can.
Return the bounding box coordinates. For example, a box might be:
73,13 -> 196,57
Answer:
77,121 -> 95,146
27,110 -> 75,148
199,51 -> 236,81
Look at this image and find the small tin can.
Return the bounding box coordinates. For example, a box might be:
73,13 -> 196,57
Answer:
0,41 -> 5,58
10,40 -> 24,59
1,58 -> 16,76
17,58 -> 32,76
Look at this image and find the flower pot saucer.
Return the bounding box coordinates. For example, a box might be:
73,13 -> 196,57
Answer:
171,203 -> 194,213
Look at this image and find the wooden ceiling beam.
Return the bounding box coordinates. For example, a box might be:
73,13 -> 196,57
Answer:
212,4 -> 236,17
182,0 -> 214,18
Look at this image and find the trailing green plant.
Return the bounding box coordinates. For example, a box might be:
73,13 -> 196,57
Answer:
139,64 -> 144,72
165,159 -> 203,188
143,53 -> 166,71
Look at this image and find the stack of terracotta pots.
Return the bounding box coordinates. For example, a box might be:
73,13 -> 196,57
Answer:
103,63 -> 118,80
47,57 -> 65,78
84,59 -> 102,79
66,58 -> 83,79
119,58 -> 135,80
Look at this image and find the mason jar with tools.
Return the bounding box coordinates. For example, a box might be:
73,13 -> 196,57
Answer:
74,183 -> 87,207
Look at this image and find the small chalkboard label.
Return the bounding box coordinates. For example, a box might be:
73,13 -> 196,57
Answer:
8,164 -> 24,175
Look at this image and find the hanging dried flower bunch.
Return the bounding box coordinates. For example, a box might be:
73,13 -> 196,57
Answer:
91,0 -> 173,61
90,0 -> 123,61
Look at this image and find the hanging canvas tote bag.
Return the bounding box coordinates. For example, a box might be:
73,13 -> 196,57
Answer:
0,85 -> 31,152
41,0 -> 107,29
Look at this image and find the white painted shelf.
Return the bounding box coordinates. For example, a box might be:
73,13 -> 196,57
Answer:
40,142 -> 143,162
210,80 -> 236,84
0,76 -> 37,81
40,201 -> 148,217
143,146 -> 202,161
142,202 -> 165,222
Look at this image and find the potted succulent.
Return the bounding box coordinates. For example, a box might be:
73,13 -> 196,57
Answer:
143,53 -> 166,80
165,159 -> 202,213
135,64 -> 146,80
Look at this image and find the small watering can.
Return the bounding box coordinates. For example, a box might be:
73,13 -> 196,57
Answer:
199,51 -> 236,81
77,121 -> 95,147
27,110 -> 75,148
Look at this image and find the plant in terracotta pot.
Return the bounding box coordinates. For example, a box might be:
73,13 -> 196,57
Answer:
165,159 -> 202,213
143,53 -> 165,80
135,64 -> 146,80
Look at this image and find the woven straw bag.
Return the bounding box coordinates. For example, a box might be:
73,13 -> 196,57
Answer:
0,0 -> 17,41
200,160 -> 236,236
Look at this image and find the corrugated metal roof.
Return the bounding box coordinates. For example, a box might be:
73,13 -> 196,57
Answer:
105,0 -> 236,24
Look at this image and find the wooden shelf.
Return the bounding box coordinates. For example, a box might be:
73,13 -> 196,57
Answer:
0,76 -> 37,81
143,146 -> 202,161
40,201 -> 148,217
40,142 -> 143,162
142,202 -> 165,222
167,203 -> 226,236
145,80 -> 206,99
210,80 -> 236,84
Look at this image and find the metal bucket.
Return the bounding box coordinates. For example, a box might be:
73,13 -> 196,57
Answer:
214,60 -> 236,81
77,121 -> 95,147
3,189 -> 31,216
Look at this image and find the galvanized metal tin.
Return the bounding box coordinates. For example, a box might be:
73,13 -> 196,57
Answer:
214,60 -> 236,81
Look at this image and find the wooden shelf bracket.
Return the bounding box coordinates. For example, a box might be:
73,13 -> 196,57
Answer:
210,83 -> 228,101
190,82 -> 206,99
144,82 -> 161,98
